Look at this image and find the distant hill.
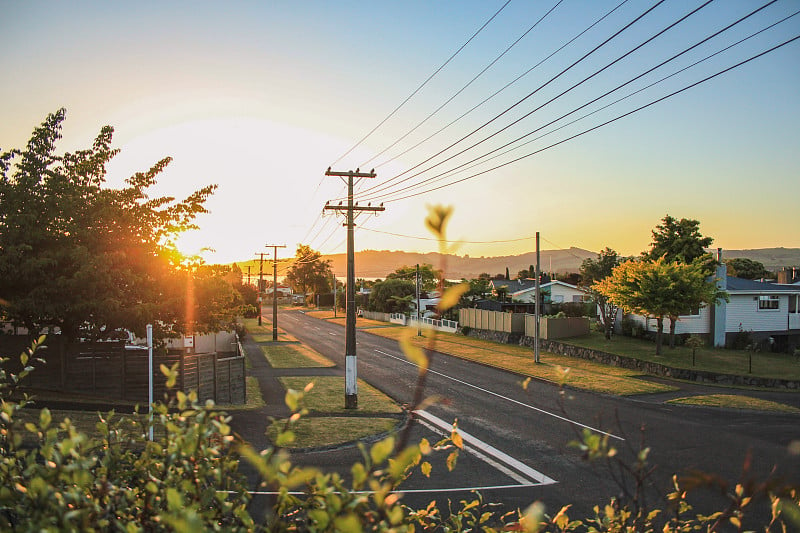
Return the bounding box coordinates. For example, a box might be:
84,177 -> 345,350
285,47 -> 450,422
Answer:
232,247 -> 800,281
719,248 -> 800,270
323,248 -> 598,280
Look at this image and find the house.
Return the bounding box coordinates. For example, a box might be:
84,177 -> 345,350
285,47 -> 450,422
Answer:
490,278 -> 589,304
627,262 -> 800,351
264,284 -> 292,297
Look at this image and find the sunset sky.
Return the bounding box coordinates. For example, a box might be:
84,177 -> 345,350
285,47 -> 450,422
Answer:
2,1 -> 798,268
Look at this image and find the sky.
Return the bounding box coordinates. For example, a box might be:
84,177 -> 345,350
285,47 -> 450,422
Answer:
2,0 -> 798,268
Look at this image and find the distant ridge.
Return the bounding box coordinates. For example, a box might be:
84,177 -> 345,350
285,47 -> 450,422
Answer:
323,248 -> 598,280
233,248 -> 800,280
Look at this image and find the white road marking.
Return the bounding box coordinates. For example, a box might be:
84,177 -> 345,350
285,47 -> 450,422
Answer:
374,348 -> 623,441
415,410 -> 556,485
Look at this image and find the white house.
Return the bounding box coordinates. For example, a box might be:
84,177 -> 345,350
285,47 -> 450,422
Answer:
627,265 -> 800,351
491,278 -> 588,304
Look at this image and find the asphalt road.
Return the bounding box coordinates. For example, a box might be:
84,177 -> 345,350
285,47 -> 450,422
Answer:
268,309 -> 800,524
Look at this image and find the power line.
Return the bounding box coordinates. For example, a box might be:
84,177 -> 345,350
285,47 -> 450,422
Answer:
358,0 -> 712,203
358,0 -> 565,169
357,1 -> 785,204
358,226 -> 542,244
330,0 -> 513,167
378,34 -> 800,203
368,0 -> 631,173
350,0 -> 667,201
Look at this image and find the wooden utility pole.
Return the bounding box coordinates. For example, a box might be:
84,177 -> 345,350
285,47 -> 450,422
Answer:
534,232 -> 541,364
324,167 -> 384,409
265,244 -> 286,341
257,253 -> 266,326
416,264 -> 422,336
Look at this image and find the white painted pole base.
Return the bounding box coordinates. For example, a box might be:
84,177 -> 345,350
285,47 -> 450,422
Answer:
345,354 -> 357,409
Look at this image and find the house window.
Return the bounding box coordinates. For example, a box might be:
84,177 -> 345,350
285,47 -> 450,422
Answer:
572,295 -> 591,303
680,306 -> 701,317
790,294 -> 798,314
758,295 -> 780,310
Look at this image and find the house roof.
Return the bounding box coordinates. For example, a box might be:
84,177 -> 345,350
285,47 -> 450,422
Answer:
491,278 -> 585,296
726,276 -> 800,293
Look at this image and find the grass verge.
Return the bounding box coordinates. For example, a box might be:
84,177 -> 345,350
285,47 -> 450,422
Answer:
364,326 -> 677,396
278,376 -> 403,414
267,417 -> 398,449
260,343 -> 334,368
666,394 -> 800,414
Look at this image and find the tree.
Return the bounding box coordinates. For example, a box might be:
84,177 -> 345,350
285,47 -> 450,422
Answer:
726,257 -> 770,280
595,257 -> 723,355
386,264 -> 440,292
644,215 -> 719,346
644,214 -> 714,266
366,278 -> 415,313
0,109 -> 217,340
580,248 -> 622,339
283,244 -> 332,298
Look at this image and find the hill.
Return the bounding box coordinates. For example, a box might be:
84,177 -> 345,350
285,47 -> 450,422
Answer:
233,248 -> 800,281
323,248 -> 598,280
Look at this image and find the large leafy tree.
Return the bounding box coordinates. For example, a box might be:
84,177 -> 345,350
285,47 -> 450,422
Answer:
0,109 -> 218,340
643,215 -> 717,346
645,214 -> 714,265
284,244 -> 332,297
725,257 -> 770,280
366,278 -> 416,313
580,247 -> 622,340
595,257 -> 722,355
386,264 -> 440,292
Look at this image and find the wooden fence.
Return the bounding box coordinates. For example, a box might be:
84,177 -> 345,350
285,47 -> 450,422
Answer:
1,336 -> 245,405
459,308 -> 524,333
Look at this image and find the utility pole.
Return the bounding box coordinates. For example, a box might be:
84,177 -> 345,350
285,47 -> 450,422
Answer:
257,253 -> 266,326
246,265 -> 252,287
265,244 -> 286,341
333,273 -> 337,318
416,264 -> 422,336
534,232 -> 541,364
324,167 -> 384,409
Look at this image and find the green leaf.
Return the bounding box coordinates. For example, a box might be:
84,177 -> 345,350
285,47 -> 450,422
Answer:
446,450 -> 459,471
39,408 -> 51,429
421,461 -> 432,478
370,436 -> 395,466
275,430 -> 295,447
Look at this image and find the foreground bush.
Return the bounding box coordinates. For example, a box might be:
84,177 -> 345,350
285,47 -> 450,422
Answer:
2,338 -> 799,531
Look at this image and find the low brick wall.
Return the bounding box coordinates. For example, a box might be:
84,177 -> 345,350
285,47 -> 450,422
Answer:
461,328 -> 800,390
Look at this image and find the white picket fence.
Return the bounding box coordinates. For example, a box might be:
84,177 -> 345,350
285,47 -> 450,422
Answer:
390,313 -> 458,333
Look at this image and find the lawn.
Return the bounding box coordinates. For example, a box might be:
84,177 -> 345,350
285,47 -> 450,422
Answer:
563,332 -> 800,381
259,343 -> 335,368
266,416 -> 399,449
667,394 -> 800,413
365,326 -> 678,396
278,376 -> 403,414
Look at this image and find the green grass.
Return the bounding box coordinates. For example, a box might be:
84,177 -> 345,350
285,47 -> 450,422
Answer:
266,417 -> 398,449
364,326 -> 677,396
563,332 -> 800,381
278,376 -> 402,414
667,394 -> 800,413
260,343 -> 334,368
